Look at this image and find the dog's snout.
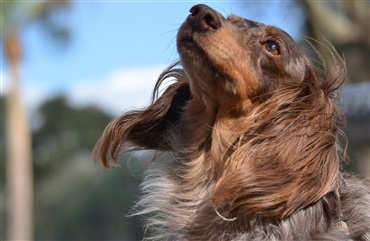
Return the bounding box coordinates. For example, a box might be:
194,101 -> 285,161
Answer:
187,4 -> 221,32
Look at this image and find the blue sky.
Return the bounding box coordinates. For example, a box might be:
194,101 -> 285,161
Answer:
2,1 -> 305,115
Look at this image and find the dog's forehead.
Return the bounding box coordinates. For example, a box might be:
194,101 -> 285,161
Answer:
227,15 -> 264,27
264,25 -> 295,40
229,15 -> 292,41
228,15 -> 294,40
243,18 -> 265,28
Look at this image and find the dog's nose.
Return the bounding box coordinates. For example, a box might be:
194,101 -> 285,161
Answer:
187,4 -> 222,31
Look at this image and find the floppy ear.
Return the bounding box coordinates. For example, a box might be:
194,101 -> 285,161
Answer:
212,60 -> 345,220
94,67 -> 191,168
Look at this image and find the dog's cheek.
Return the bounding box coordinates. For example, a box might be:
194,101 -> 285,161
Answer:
286,57 -> 312,83
260,55 -> 284,78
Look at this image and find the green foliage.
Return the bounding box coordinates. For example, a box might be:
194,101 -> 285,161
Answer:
33,95 -> 111,177
35,95 -> 111,149
30,95 -> 145,240
34,154 -> 143,240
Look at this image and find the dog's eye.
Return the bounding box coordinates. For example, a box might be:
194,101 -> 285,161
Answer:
263,41 -> 280,55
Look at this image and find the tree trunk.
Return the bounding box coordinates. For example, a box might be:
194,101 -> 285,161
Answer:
5,31 -> 34,240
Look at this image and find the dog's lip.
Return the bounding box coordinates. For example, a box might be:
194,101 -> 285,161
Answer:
178,34 -> 206,56
180,37 -> 194,45
178,34 -> 197,46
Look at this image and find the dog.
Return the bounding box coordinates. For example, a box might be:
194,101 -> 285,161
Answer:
95,4 -> 370,241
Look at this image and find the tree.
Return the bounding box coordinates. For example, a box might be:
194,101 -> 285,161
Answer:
32,96 -> 114,176
31,96 -> 143,240
300,1 -> 369,84
298,1 -> 370,177
1,1 -> 70,239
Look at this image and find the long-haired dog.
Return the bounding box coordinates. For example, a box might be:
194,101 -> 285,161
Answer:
95,4 -> 370,241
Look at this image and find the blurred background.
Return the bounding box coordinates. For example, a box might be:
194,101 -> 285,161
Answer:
1,1 -> 369,240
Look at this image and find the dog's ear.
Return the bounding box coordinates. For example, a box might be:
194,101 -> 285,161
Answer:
94,70 -> 191,168
212,63 -> 345,220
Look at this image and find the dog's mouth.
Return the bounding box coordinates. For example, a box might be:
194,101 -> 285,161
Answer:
178,35 -> 199,51
178,31 -> 232,91
178,34 -> 219,72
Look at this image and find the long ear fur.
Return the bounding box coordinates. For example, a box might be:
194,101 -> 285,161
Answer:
94,63 -> 191,168
212,44 -> 347,220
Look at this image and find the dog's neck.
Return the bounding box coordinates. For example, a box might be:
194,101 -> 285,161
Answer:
180,98 -> 243,160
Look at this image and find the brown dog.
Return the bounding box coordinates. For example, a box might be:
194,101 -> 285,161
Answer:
95,4 -> 370,241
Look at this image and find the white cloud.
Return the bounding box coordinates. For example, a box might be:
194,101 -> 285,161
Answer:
67,65 -> 170,115
1,65 -> 175,117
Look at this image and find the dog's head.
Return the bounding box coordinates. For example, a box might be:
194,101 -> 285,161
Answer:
177,4 -> 318,117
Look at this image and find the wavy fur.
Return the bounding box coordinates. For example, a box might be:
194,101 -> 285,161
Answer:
94,5 -> 370,241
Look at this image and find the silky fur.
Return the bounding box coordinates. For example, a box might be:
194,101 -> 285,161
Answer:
95,5 -> 370,241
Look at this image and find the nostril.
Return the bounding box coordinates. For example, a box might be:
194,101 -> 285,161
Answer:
190,5 -> 200,16
188,4 -> 222,32
205,14 -> 221,30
